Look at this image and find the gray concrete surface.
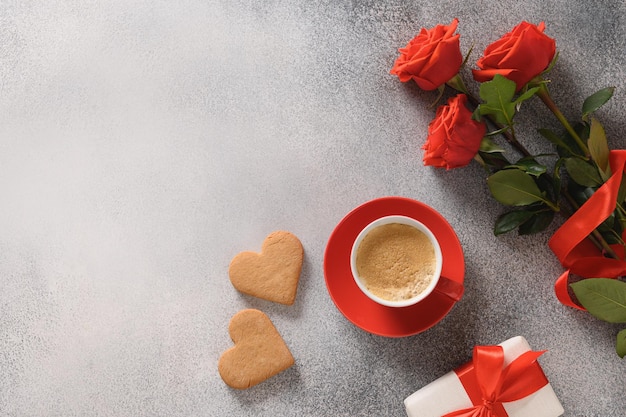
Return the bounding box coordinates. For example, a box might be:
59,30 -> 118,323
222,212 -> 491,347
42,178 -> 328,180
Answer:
1,1 -> 625,416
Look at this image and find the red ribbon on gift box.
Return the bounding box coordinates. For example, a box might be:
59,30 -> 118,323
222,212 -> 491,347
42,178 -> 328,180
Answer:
443,345 -> 548,417
548,150 -> 626,310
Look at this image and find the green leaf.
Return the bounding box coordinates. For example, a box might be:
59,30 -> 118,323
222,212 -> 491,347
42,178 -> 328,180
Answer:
538,128 -> 578,156
484,126 -> 510,138
598,219 -> 622,245
567,183 -> 595,207
494,210 -> 535,235
445,75 -> 468,95
479,137 -> 506,154
564,157 -> 603,187
588,117 -> 611,179
518,210 -> 555,235
546,122 -> 591,158
507,157 -> 547,177
617,172 -> 626,205
477,151 -> 510,170
617,329 -> 626,358
487,169 -> 545,206
480,74 -> 516,103
534,171 -> 558,201
582,87 -> 614,120
552,157 -> 566,197
570,278 -> 626,323
617,207 -> 626,235
479,104 -> 516,126
478,74 -> 517,125
514,87 -> 540,108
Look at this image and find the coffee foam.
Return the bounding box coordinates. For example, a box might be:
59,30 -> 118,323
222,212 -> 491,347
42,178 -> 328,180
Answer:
355,223 -> 436,301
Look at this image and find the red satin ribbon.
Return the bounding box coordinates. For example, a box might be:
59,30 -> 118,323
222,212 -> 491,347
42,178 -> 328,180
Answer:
548,150 -> 626,309
444,346 -> 548,417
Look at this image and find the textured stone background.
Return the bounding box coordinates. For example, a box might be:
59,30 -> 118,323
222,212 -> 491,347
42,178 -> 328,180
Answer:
1,1 -> 625,416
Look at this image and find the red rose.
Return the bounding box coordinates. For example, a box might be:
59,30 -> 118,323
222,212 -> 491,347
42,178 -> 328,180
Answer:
472,21 -> 556,91
423,94 -> 486,169
390,18 -> 463,91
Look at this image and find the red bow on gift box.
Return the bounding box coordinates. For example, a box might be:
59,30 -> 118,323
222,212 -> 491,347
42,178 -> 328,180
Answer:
443,345 -> 548,417
549,150 -> 626,310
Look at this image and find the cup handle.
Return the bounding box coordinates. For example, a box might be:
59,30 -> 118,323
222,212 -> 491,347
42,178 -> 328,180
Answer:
434,276 -> 464,302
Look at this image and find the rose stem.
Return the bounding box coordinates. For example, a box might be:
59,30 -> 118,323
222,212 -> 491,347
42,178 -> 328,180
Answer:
536,84 -> 591,157
534,84 -> 621,258
449,77 -> 619,257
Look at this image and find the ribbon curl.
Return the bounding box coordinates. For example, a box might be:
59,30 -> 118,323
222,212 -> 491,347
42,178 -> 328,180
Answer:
548,150 -> 626,309
444,346 -> 548,417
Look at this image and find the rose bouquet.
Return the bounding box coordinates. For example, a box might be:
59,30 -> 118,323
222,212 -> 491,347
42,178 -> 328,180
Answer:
390,19 -> 626,357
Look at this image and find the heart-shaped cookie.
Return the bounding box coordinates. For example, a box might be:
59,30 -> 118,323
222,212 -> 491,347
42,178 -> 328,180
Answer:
229,231 -> 303,305
218,309 -> 294,389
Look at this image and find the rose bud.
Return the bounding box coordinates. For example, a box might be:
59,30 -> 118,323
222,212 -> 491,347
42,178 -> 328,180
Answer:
473,21 -> 556,91
391,18 -> 463,91
423,94 -> 486,169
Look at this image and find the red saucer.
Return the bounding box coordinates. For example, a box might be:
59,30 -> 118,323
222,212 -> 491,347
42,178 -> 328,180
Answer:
323,196 -> 465,337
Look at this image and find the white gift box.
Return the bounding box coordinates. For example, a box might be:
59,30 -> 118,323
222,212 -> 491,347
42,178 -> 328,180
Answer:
404,336 -> 564,417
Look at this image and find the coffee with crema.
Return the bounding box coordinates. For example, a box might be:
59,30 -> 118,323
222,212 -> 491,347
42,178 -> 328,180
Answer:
354,222 -> 436,302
